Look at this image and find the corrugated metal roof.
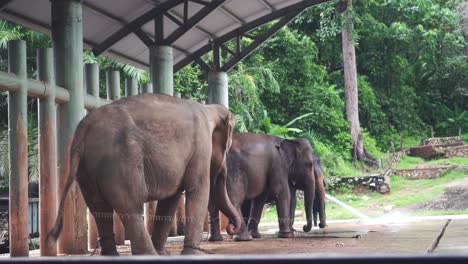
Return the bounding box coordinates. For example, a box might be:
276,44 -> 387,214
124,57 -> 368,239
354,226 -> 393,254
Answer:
0,0 -> 328,72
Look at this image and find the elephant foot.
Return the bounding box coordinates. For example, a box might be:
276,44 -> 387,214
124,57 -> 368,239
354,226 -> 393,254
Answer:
157,248 -> 171,256
278,231 -> 295,239
208,233 -> 224,242
250,229 -> 262,239
233,232 -> 253,242
99,236 -> 119,256
181,246 -> 206,255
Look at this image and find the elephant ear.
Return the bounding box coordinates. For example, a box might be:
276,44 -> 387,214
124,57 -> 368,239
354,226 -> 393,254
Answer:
277,139 -> 298,169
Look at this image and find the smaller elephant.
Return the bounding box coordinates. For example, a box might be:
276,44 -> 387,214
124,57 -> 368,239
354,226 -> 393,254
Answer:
289,178 -> 327,231
208,133 -> 326,242
313,179 -> 327,227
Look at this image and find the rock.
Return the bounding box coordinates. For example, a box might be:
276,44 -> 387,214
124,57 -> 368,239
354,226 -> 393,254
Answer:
384,205 -> 395,212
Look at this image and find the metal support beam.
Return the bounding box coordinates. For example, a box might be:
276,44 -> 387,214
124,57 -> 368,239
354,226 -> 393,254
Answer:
51,0 -> 87,254
221,12 -> 299,72
135,29 -> 155,47
37,48 -> 58,256
92,0 -> 185,56
125,78 -> 139,96
150,45 -> 173,95
213,44 -> 221,70
207,70 -> 228,107
154,14 -> 164,44
174,0 -> 328,72
7,39 -> 29,257
165,0 -> 226,45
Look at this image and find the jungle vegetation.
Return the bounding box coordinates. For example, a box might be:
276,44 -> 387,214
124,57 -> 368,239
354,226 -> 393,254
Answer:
0,0 -> 467,184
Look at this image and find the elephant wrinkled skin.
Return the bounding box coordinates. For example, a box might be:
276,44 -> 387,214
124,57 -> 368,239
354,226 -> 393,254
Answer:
208,133 -> 326,242
48,94 -> 241,255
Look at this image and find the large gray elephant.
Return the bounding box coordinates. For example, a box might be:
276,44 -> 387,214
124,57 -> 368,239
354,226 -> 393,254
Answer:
48,94 -> 241,255
208,133 -> 326,242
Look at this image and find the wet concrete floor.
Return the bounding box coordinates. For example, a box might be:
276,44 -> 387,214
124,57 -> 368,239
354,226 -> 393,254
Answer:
19,216 -> 468,258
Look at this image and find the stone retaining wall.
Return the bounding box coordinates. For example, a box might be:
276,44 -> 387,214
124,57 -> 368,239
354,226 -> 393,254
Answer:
420,136 -> 463,146
393,165 -> 457,179
328,175 -> 389,194
437,145 -> 468,158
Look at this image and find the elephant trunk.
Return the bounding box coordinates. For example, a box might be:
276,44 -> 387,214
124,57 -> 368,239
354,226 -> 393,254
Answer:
302,176 -> 315,232
215,166 -> 242,235
315,161 -> 327,228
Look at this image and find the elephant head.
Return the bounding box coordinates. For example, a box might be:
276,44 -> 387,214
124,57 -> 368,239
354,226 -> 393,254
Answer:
278,138 -> 327,232
207,105 -> 241,235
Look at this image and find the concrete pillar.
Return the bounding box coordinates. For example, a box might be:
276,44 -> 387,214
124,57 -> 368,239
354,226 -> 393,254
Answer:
105,70 -> 125,246
52,0 -> 87,254
150,45 -> 173,95
106,70 -> 121,101
85,63 -> 99,98
7,40 -> 29,257
141,83 -> 153,94
37,48 -> 58,256
207,70 -> 229,235
207,71 -> 228,107
84,63 -> 99,251
125,78 -> 138,96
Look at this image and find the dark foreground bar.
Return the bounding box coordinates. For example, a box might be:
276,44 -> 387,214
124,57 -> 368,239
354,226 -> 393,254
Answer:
1,255 -> 468,264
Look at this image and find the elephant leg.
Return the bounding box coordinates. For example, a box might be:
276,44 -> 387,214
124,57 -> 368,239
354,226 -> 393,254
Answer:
117,207 -> 157,255
241,200 -> 251,225
289,187 -> 297,231
182,185 -> 210,254
233,204 -> 253,242
152,194 -> 182,255
91,204 -> 119,256
275,188 -> 294,238
247,193 -> 268,239
208,206 -> 223,241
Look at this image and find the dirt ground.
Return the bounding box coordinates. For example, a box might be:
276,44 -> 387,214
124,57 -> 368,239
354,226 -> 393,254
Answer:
416,177 -> 468,211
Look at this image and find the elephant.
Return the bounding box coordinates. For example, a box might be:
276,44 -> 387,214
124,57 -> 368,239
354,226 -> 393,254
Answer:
48,93 -> 242,255
289,178 -> 326,231
208,133 -> 326,242
313,179 -> 327,227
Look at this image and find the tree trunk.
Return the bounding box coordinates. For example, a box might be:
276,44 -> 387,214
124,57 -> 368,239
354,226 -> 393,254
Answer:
340,0 -> 376,165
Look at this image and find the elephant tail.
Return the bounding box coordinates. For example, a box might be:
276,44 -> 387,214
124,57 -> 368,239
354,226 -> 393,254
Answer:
47,131 -> 84,243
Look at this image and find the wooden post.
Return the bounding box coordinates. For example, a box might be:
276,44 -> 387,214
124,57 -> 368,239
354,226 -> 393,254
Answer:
52,0 -> 87,254
37,48 -> 58,256
8,40 -> 29,257
106,70 -> 125,245
84,63 -> 99,251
